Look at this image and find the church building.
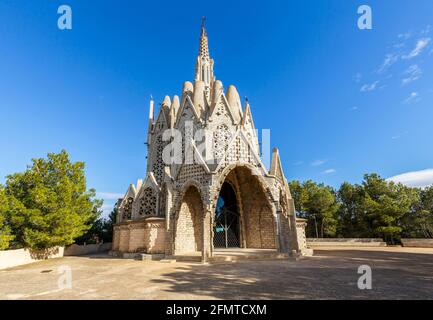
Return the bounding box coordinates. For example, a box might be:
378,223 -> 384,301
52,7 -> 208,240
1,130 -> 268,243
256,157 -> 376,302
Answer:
112,21 -> 310,262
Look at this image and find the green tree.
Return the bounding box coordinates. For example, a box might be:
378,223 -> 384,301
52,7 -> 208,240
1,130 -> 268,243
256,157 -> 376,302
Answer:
289,180 -> 339,237
102,204 -> 118,242
4,150 -> 102,249
288,180 -> 308,215
401,186 -> 433,238
362,174 -> 415,243
337,182 -> 369,237
76,202 -> 118,244
306,183 -> 339,238
0,186 -> 15,250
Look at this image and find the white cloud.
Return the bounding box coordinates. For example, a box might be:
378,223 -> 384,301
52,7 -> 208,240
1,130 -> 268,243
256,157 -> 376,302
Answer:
360,81 -> 379,92
311,159 -> 327,166
350,106 -> 359,111
97,192 -> 124,200
402,91 -> 420,104
293,161 -> 303,166
322,169 -> 336,174
402,38 -> 431,59
402,64 -> 422,86
377,54 -> 399,73
387,169 -> 433,188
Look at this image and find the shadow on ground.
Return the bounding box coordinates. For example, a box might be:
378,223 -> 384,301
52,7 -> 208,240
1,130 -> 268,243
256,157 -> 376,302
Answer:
150,250 -> 433,299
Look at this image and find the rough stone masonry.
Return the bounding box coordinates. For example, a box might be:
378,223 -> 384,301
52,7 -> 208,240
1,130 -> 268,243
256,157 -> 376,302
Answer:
112,20 -> 311,262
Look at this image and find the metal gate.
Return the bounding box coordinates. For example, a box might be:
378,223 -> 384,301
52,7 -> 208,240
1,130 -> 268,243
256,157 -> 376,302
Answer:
213,206 -> 240,248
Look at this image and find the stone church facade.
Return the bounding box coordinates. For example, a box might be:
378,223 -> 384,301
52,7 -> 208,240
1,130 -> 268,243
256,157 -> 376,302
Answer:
112,21 -> 310,261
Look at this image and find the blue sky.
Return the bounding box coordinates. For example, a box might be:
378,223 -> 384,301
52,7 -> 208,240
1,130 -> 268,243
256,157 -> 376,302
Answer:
1,0 -> 433,216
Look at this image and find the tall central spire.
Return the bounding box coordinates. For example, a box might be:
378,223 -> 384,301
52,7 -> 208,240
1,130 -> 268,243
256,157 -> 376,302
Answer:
195,17 -> 214,88
199,17 -> 210,59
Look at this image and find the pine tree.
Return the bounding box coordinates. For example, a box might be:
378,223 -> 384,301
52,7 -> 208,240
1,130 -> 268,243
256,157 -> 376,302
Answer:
4,150 -> 102,249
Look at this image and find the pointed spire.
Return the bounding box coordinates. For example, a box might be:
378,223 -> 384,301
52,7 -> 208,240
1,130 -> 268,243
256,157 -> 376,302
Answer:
160,96 -> 171,127
136,179 -> 143,192
195,18 -> 214,87
147,96 -> 155,145
270,148 -> 281,176
270,147 -> 287,184
199,16 -> 209,59
241,97 -> 253,126
149,95 -> 154,121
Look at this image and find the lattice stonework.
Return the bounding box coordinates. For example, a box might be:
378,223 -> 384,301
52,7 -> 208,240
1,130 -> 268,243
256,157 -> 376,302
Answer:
180,122 -> 195,164
177,164 -> 209,187
215,101 -> 227,117
139,188 -> 157,216
123,197 -> 134,220
225,134 -> 251,165
152,135 -> 165,184
213,124 -> 231,162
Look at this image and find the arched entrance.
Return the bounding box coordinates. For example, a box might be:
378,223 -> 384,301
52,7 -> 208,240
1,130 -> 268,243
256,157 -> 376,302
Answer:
213,166 -> 278,250
174,186 -> 203,255
213,182 -> 240,248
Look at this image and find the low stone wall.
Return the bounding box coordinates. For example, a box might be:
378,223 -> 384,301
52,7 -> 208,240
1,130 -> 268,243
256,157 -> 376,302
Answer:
295,218 -> 313,256
307,238 -> 387,247
401,238 -> 433,248
0,247 -> 64,270
112,217 -> 166,254
64,243 -> 112,256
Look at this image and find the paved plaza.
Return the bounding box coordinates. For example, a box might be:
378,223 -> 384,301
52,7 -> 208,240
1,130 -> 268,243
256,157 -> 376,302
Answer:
1,247 -> 432,300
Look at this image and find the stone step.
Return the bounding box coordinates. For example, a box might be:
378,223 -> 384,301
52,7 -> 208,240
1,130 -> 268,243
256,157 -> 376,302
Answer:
210,252 -> 289,263
171,255 -> 202,262
136,253 -> 165,261
159,259 -> 177,263
113,251 -> 293,263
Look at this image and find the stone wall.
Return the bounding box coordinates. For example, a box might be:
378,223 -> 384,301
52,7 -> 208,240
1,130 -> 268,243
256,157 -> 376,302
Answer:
129,223 -> 146,252
0,247 -> 64,270
244,202 -> 276,249
143,219 -> 166,253
296,219 -> 308,253
119,226 -> 130,252
64,243 -> 112,256
112,227 -> 120,251
307,238 -> 387,247
174,187 -> 203,254
401,238 -> 433,248
227,168 -> 276,249
112,218 -> 166,254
